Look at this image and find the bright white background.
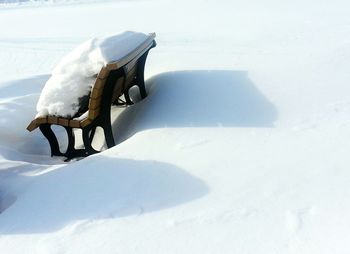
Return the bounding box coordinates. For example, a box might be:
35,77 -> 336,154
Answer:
0,0 -> 349,253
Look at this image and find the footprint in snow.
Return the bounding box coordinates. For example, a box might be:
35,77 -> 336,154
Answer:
285,207 -> 316,234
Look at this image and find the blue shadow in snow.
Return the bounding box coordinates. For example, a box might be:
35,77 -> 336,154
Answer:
112,70 -> 278,142
0,75 -> 49,99
0,157 -> 208,234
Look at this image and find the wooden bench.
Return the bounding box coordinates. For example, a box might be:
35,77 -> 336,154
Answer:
27,33 -> 156,159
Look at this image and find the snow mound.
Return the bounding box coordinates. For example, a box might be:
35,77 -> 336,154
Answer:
36,31 -> 149,118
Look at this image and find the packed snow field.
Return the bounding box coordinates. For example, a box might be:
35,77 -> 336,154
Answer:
1,0 -> 350,253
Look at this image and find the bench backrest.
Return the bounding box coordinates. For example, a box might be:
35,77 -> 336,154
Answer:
83,33 -> 156,122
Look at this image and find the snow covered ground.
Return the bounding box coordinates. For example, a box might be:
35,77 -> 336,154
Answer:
1,0 -> 350,253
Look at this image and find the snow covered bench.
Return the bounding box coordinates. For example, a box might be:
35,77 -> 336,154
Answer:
27,32 -> 156,159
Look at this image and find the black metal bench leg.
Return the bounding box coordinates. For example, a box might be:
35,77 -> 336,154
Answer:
82,127 -> 99,155
39,124 -> 63,157
89,127 -> 96,143
138,80 -> 147,99
124,89 -> 134,105
136,53 -> 148,99
64,126 -> 75,156
103,123 -> 115,148
61,127 -> 91,160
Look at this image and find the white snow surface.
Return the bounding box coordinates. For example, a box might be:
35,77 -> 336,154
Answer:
1,0 -> 350,253
36,31 -> 149,117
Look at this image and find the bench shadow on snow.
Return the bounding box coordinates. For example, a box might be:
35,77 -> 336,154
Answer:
112,70 -> 278,144
0,156 -> 208,234
0,70 -> 277,157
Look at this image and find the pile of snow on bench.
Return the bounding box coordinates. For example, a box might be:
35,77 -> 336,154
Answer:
36,31 -> 149,118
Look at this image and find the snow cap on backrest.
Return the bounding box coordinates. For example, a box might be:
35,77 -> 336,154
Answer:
36,31 -> 150,118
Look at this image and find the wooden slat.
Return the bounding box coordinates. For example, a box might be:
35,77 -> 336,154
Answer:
88,96 -> 102,110
94,77 -> 106,90
90,78 -> 106,99
47,116 -> 58,124
58,118 -> 69,126
88,108 -> 100,120
69,120 -> 81,128
36,116 -> 47,124
80,118 -> 92,128
97,67 -> 110,79
27,120 -> 39,132
27,116 -> 48,131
